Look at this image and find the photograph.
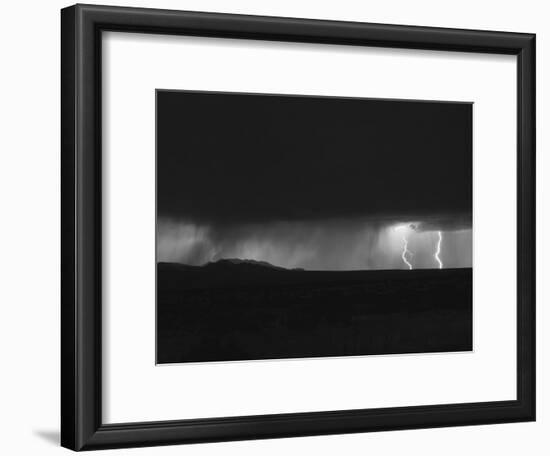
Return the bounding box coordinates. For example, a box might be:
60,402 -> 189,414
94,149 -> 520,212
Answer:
156,90 -> 473,364
57,3 -> 536,451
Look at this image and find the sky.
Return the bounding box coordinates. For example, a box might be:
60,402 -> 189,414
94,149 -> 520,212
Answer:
156,90 -> 472,270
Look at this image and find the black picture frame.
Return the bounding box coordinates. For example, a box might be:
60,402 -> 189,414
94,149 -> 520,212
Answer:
61,4 -> 536,451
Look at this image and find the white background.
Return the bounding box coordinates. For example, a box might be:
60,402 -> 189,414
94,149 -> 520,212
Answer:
103,33 -> 517,423
0,0 -> 547,455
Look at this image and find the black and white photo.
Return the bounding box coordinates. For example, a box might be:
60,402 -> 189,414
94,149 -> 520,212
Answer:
61,5 -> 535,450
156,90 -> 473,363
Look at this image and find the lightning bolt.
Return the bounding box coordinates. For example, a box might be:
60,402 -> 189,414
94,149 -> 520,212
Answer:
401,235 -> 413,270
434,230 -> 443,269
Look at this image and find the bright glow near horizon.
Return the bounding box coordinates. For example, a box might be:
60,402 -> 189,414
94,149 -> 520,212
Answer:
158,219 -> 471,270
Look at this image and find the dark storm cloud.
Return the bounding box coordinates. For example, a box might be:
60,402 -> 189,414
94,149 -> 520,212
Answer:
412,214 -> 472,232
157,90 -> 472,226
156,90 -> 472,270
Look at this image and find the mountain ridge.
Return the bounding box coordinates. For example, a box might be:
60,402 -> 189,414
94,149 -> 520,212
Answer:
157,258 -> 305,272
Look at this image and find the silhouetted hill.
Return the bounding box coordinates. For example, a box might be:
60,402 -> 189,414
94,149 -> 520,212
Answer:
157,261 -> 469,290
157,263 -> 473,363
204,258 -> 290,271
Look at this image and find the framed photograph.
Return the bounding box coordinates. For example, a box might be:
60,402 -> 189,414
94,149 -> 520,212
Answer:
61,4 -> 535,451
